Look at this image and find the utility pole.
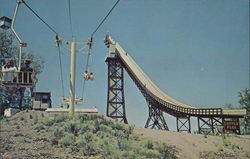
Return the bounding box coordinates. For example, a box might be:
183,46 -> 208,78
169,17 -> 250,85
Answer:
69,41 -> 76,115
56,36 -> 92,115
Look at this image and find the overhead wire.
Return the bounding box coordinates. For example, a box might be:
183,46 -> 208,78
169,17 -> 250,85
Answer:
81,0 -> 121,100
81,37 -> 93,100
68,0 -> 74,39
91,0 -> 121,37
56,36 -> 65,99
23,0 -> 121,103
22,0 -> 58,35
22,0 -> 65,99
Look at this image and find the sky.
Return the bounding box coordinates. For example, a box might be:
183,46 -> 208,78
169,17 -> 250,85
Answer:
1,0 -> 249,131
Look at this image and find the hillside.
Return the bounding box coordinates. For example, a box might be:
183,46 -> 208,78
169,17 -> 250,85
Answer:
0,110 -> 249,159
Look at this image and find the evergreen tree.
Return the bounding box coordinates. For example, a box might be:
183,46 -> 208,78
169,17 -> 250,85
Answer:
238,88 -> 250,134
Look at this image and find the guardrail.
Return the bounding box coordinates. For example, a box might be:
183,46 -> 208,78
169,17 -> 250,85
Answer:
121,62 -> 223,116
0,71 -> 36,85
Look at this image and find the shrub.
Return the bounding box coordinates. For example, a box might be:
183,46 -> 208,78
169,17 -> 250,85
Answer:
35,123 -> 45,131
99,124 -> 115,135
79,124 -> 93,134
77,114 -> 88,123
32,117 -> 38,125
42,117 -> 55,126
63,121 -> 81,135
144,140 -> 154,149
156,143 -> 177,159
53,128 -> 64,139
84,132 -> 97,142
111,122 -> 124,130
32,113 -> 177,158
117,139 -> 132,151
83,142 -> 100,156
58,133 -> 75,147
141,149 -> 162,158
76,135 -> 85,147
223,139 -> 231,147
99,119 -> 113,126
54,114 -> 68,123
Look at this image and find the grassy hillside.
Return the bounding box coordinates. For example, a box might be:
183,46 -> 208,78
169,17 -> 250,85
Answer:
1,110 -> 249,159
0,111 -> 177,159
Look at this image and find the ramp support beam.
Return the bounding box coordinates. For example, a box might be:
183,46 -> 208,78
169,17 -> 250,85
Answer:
176,116 -> 191,133
106,57 -> 128,124
145,102 -> 169,130
197,117 -> 224,134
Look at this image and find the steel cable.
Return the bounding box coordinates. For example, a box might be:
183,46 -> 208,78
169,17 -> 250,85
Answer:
22,0 -> 58,35
68,0 -> 74,39
91,0 -> 121,37
56,45 -> 65,98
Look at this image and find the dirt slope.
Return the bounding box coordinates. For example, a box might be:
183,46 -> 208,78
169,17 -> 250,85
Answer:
134,127 -> 250,159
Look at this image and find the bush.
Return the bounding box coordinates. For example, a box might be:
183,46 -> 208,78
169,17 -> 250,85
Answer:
156,143 -> 177,159
140,149 -> 162,158
117,139 -> 132,151
54,114 -> 68,123
53,127 -> 64,139
42,117 -> 55,126
63,121 -> 78,134
79,124 -> 94,134
41,114 -> 177,158
99,124 -> 115,135
34,123 -> 45,131
144,140 -> 154,149
111,122 -> 124,130
58,133 -> 75,147
32,117 -> 38,125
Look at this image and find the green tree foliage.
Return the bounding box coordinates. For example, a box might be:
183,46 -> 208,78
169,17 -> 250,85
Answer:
222,103 -> 236,109
238,88 -> 250,112
238,88 -> 250,134
0,30 -> 44,115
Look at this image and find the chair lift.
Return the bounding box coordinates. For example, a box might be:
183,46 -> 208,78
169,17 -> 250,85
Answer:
0,1 -> 36,87
62,97 -> 83,108
83,37 -> 94,81
0,16 -> 12,30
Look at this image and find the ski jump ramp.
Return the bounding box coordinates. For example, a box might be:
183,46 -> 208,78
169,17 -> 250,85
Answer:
104,35 -> 246,133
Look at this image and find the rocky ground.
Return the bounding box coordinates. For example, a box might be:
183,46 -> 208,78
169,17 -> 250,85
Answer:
0,110 -> 249,159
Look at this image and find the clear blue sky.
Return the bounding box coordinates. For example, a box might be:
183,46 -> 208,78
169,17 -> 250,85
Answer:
1,0 -> 249,131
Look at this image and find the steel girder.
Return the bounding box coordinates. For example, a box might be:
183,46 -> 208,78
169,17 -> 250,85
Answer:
197,117 -> 223,134
145,101 -> 169,130
176,116 -> 191,133
106,57 -> 128,124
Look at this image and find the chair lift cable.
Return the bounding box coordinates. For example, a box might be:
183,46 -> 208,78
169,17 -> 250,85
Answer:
56,36 -> 65,99
91,0 -> 121,37
81,37 -> 93,100
21,0 -> 66,99
68,0 -> 74,39
81,0 -> 120,100
22,0 -> 58,35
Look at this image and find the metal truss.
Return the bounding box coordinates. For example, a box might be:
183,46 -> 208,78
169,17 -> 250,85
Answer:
197,117 -> 223,134
145,102 -> 169,130
106,57 -> 128,124
176,116 -> 191,133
